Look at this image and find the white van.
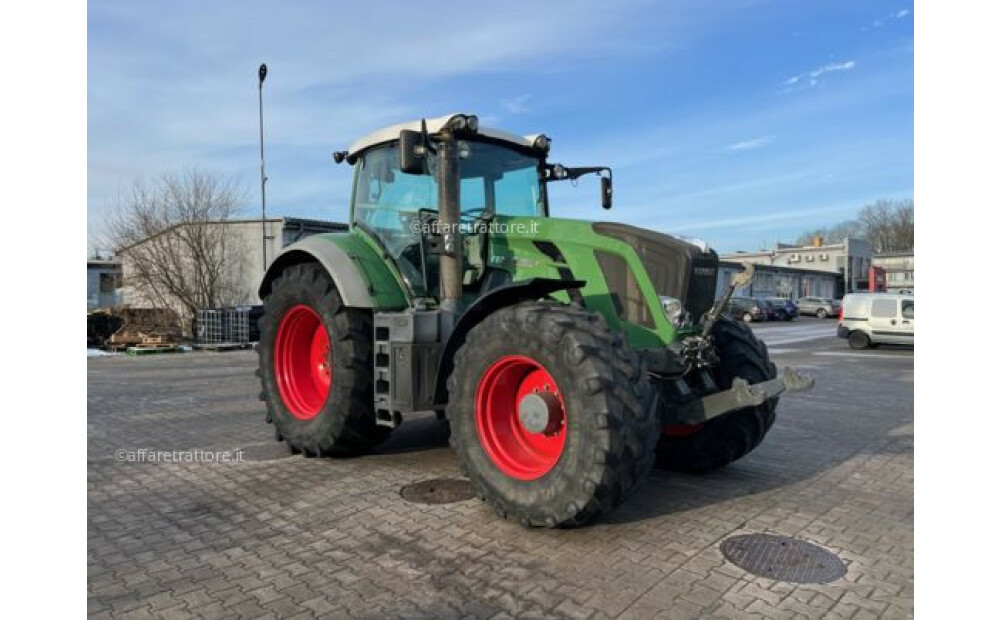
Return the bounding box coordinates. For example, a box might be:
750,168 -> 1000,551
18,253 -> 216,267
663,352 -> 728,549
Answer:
837,293 -> 914,349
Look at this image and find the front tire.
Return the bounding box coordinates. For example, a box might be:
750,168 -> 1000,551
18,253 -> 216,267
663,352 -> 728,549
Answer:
446,301 -> 658,527
816,308 -> 828,319
742,312 -> 753,323
656,317 -> 778,474
257,263 -> 390,456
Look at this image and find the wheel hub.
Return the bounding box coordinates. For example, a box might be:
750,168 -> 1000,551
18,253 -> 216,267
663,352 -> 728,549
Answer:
517,391 -> 562,434
475,355 -> 568,480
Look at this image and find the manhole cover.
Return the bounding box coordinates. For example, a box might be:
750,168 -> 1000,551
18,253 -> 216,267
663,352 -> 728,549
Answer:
720,534 -> 846,584
400,478 -> 475,504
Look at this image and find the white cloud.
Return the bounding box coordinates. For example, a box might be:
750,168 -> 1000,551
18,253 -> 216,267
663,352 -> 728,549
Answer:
896,9 -> 911,19
500,94 -> 532,115
725,135 -> 775,152
783,60 -> 856,91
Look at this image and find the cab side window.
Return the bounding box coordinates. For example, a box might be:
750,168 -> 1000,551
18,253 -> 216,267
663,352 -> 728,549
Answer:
901,300 -> 914,319
871,298 -> 898,318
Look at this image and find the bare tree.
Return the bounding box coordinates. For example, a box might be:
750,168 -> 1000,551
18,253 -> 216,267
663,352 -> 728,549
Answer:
104,170 -> 249,329
857,198 -> 914,252
796,198 -> 913,252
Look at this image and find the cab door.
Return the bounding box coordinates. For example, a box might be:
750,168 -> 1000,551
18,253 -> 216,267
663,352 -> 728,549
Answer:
869,297 -> 903,344
898,298 -> 914,344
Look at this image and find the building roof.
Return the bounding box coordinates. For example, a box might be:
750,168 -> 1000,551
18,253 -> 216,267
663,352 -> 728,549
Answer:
117,217 -> 348,253
347,113 -> 538,157
874,250 -> 914,258
718,260 -> 839,277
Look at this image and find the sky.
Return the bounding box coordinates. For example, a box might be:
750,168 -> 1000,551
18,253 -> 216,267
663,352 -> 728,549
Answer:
88,0 -> 913,253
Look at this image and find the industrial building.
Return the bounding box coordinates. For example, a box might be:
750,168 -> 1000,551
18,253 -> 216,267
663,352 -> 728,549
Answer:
118,217 -> 346,310
87,258 -> 123,310
720,236 -> 873,298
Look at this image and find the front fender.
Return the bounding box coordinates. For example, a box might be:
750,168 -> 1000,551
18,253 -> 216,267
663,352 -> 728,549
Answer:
432,277 -> 586,406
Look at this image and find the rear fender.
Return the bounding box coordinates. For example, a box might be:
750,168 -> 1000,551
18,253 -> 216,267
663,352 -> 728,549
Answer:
258,234 -> 407,310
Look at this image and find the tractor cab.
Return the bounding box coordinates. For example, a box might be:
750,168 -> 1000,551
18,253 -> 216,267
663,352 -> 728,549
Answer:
340,114 -> 609,305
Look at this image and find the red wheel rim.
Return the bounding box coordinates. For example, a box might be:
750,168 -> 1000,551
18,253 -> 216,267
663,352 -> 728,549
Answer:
475,355 -> 567,480
274,305 -> 331,420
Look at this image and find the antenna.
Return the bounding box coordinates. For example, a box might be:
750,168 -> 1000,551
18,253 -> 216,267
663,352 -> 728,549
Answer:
258,62 -> 268,271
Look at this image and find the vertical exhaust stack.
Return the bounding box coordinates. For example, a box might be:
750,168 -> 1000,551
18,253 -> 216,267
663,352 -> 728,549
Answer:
436,128 -> 463,319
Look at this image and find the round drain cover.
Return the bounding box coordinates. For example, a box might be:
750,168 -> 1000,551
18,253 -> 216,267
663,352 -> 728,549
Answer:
400,478 -> 475,504
721,534 -> 846,584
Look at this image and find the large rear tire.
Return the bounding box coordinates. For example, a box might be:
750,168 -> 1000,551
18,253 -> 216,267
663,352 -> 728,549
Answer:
446,301 -> 659,527
656,317 -> 778,474
257,263 -> 391,456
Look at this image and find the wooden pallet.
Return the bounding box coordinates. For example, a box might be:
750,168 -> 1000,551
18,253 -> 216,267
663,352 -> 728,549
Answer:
125,345 -> 186,356
192,342 -> 255,352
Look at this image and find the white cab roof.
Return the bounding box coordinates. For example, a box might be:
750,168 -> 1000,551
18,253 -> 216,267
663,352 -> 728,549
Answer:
347,113 -> 538,157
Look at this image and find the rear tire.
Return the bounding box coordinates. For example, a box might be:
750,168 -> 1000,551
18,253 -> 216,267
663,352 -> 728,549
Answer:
656,317 -> 778,474
848,331 -> 871,350
816,308 -> 828,319
742,312 -> 753,323
446,301 -> 659,527
257,263 -> 391,456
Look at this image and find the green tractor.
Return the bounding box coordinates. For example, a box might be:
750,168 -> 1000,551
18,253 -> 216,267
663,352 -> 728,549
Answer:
257,113 -> 813,527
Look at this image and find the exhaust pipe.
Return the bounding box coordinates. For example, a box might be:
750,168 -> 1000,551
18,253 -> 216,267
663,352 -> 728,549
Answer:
436,128 -> 463,315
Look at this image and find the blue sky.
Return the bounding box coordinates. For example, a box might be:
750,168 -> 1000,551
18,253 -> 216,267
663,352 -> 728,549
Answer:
88,0 -> 913,253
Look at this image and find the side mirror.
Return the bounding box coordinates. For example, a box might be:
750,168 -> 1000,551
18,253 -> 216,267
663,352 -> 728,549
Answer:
399,130 -> 425,174
601,175 -> 613,209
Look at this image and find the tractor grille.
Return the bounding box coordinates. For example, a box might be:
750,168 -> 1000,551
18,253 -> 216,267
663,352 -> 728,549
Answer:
593,223 -> 719,321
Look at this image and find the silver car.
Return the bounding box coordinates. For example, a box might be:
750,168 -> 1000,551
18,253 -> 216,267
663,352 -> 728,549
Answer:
796,296 -> 841,318
837,293 -> 914,349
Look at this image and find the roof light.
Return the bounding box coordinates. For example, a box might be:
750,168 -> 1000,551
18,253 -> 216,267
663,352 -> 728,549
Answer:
533,134 -> 551,152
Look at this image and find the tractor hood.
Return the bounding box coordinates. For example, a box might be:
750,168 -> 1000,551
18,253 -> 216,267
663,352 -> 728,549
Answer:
487,216 -> 719,347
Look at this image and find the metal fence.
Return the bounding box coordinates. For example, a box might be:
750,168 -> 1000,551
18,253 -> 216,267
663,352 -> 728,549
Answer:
195,307 -> 253,346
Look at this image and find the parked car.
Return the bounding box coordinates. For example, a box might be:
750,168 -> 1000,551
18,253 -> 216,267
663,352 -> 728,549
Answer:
765,297 -> 799,321
723,296 -> 767,322
796,296 -> 841,318
837,293 -> 914,349
754,298 -> 781,321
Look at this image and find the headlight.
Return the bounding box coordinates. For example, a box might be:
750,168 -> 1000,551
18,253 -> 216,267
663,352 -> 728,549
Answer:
659,296 -> 685,326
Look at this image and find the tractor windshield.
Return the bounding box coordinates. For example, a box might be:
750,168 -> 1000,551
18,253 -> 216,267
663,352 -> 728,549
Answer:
351,141 -> 545,297
352,141 -> 545,232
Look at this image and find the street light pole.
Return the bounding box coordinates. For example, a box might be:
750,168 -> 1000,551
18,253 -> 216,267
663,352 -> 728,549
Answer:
258,63 -> 268,272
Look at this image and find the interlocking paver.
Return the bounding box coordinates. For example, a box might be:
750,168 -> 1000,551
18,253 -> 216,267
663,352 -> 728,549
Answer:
88,338 -> 913,618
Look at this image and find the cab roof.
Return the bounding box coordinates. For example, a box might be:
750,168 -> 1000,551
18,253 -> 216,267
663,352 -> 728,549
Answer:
347,113 -> 542,157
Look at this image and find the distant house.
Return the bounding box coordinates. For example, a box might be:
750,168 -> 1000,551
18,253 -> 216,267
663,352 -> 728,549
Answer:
118,217 -> 347,311
872,250 -> 914,294
87,258 -> 123,310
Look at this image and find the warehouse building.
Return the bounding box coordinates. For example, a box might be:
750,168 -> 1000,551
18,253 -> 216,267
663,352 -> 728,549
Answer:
87,258 -> 123,310
721,236 -> 873,297
716,261 -> 839,301
119,217 -> 346,310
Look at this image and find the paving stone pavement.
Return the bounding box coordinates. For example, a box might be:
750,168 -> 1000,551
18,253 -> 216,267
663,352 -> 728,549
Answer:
88,338 -> 913,619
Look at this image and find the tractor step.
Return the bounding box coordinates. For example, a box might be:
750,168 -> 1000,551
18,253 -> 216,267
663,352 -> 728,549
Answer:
373,310 -> 442,427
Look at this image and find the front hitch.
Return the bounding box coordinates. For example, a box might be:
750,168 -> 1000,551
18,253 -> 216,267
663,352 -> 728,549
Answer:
677,367 -> 815,424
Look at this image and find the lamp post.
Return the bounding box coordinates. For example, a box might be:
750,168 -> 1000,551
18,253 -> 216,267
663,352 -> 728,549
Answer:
258,63 -> 268,271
